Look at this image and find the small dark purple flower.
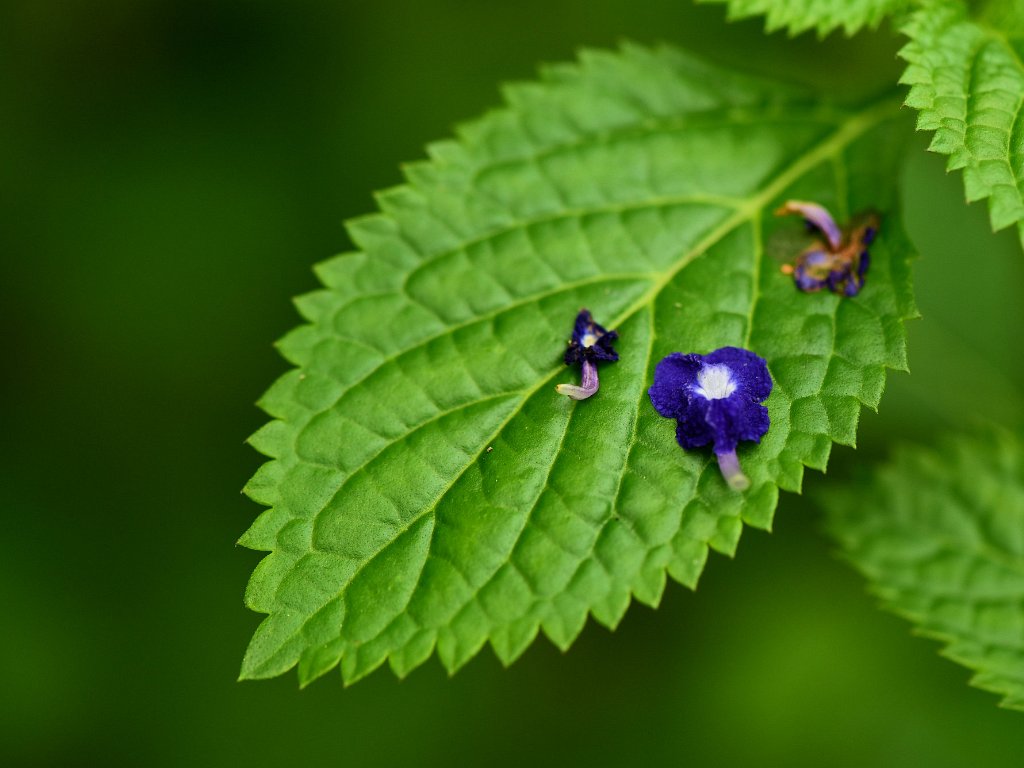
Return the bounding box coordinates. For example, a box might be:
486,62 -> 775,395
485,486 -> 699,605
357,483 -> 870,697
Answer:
776,201 -> 878,297
648,347 -> 772,491
555,309 -> 618,400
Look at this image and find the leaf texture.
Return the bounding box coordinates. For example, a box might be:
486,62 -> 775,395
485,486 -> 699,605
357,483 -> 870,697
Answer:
240,43 -> 917,686
827,432 -> 1024,712
697,0 -> 909,37
900,0 -> 1024,245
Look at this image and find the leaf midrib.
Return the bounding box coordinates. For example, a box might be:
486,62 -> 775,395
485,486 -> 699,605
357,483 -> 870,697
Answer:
407,107 -> 860,292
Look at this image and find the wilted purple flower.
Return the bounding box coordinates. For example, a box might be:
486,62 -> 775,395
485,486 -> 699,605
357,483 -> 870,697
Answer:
555,309 -> 618,400
648,347 -> 772,490
776,200 -> 878,297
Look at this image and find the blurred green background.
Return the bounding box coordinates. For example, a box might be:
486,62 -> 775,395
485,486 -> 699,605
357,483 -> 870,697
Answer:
3,1 -> 1023,766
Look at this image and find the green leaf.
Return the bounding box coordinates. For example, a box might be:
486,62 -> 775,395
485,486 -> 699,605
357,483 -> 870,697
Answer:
697,0 -> 910,37
900,0 -> 1024,246
239,43 -> 917,686
826,431 -> 1024,712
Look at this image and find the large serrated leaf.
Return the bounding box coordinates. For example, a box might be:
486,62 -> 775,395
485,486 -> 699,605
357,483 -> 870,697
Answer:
827,431 -> 1024,712
900,0 -> 1024,246
697,0 -> 909,37
239,43 -> 916,686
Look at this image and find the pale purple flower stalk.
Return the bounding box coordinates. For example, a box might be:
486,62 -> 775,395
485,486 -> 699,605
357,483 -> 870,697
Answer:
715,449 -> 750,491
776,200 -> 842,250
555,359 -> 599,400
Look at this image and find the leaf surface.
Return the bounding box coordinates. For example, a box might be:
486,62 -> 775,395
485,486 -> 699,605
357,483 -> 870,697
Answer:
900,0 -> 1024,245
697,0 -> 909,37
240,44 -> 916,685
827,431 -> 1024,712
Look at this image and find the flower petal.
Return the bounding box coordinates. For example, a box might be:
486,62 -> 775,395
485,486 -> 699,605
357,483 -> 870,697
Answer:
571,309 -> 595,343
649,352 -> 701,419
589,333 -> 619,362
674,405 -> 714,450
704,397 -> 747,453
703,347 -> 772,403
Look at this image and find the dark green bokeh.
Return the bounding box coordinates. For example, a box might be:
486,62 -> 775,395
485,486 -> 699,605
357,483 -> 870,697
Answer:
3,1 -> 1022,766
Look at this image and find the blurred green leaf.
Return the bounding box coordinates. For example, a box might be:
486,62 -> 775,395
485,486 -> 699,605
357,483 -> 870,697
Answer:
697,0 -> 910,37
240,43 -> 916,686
900,0 -> 1024,247
827,430 -> 1024,712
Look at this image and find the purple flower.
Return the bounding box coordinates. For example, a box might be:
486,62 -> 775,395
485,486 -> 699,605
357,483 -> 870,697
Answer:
648,347 -> 772,490
776,201 -> 878,297
555,309 -> 618,400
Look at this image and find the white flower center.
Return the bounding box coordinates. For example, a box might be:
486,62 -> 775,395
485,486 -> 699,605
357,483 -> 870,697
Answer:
694,364 -> 736,400
581,332 -> 598,348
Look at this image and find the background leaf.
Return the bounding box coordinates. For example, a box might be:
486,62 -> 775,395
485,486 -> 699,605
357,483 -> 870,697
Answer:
240,43 -> 917,686
900,0 -> 1024,247
826,431 -> 1024,712
697,0 -> 910,37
